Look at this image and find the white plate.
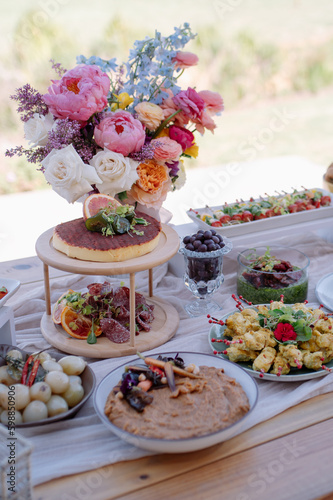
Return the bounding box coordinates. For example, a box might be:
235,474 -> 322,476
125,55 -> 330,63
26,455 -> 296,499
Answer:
315,273 -> 333,312
208,306 -> 333,381
187,188 -> 333,238
0,344 -> 95,427
0,278 -> 20,308
94,351 -> 258,453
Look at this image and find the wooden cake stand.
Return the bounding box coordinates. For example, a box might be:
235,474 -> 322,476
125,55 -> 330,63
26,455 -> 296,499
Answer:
35,223 -> 180,358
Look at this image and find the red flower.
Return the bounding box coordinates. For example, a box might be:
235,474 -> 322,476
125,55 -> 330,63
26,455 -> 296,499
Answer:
169,125 -> 194,151
274,323 -> 297,342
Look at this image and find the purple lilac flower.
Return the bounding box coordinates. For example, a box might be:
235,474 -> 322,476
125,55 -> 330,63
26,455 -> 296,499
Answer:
10,84 -> 48,122
129,139 -> 160,162
5,145 -> 47,165
50,59 -> 67,78
42,118 -> 97,166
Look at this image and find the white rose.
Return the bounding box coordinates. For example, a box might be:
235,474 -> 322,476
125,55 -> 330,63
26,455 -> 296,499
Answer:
24,112 -> 54,147
90,148 -> 139,197
173,160 -> 186,190
42,144 -> 102,203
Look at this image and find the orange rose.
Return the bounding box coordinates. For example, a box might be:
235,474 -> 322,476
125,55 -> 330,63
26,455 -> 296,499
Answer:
129,160 -> 172,208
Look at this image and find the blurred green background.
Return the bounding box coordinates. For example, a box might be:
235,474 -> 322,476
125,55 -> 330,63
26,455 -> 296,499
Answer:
1,0 -> 332,194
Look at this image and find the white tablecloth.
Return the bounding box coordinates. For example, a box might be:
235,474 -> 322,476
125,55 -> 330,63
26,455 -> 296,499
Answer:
6,232 -> 333,486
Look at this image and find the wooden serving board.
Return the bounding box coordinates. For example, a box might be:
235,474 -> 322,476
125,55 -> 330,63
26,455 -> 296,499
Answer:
35,223 -> 180,275
40,295 -> 179,358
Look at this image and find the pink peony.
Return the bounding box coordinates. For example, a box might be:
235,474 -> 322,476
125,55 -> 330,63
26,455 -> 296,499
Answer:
94,110 -> 146,156
151,136 -> 182,162
169,125 -> 194,151
198,90 -> 224,115
160,89 -> 189,127
43,65 -> 110,122
172,87 -> 205,121
172,51 -> 199,70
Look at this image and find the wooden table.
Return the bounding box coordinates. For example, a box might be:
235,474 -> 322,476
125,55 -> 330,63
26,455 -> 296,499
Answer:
1,256 -> 333,500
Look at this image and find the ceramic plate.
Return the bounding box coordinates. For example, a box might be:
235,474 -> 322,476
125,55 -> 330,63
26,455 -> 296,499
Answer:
94,351 -> 258,453
315,273 -> 333,312
0,278 -> 20,308
187,188 -> 333,238
0,344 -> 95,427
208,307 -> 333,381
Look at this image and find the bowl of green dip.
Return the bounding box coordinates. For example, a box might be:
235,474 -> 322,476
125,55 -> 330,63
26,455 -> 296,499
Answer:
237,246 -> 309,304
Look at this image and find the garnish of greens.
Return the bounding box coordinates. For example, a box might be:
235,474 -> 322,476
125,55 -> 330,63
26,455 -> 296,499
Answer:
245,247 -> 282,272
3,353 -> 48,385
116,353 -> 190,412
258,306 -> 313,345
85,204 -> 149,237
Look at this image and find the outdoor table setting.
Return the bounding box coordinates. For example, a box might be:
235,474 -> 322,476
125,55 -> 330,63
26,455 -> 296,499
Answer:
1,222 -> 333,499
1,21 -> 333,500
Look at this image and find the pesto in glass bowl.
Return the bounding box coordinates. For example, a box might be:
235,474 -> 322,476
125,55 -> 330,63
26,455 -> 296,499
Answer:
237,246 -> 309,304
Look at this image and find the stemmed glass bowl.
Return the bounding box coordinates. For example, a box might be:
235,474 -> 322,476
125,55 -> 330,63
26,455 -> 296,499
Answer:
180,236 -> 233,317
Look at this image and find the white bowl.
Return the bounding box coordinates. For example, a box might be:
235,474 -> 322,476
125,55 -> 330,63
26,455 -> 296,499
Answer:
0,278 -> 20,308
94,351 -> 258,453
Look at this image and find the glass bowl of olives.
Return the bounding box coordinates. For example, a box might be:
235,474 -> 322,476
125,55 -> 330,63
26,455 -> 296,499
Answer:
180,229 -> 233,317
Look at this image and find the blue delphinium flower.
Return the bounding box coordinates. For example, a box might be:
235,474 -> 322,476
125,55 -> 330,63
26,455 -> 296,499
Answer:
76,24 -> 196,107
76,55 -> 118,73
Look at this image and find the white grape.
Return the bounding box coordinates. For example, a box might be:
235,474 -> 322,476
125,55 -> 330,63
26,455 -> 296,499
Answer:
23,401 -> 48,422
36,351 -> 52,364
2,384 -> 30,411
68,375 -> 82,385
47,395 -> 68,417
0,383 -> 8,408
29,381 -> 52,403
58,356 -> 86,376
44,371 -> 69,394
0,366 -> 17,386
1,410 -> 23,425
61,382 -> 84,408
42,360 -> 63,372
7,349 -> 23,360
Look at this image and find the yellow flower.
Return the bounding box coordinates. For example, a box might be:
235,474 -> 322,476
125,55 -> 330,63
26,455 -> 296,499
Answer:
184,143 -> 199,158
155,128 -> 169,138
111,92 -> 134,111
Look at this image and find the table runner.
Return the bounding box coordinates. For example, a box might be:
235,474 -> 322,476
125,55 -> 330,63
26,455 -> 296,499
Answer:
5,232 -> 333,486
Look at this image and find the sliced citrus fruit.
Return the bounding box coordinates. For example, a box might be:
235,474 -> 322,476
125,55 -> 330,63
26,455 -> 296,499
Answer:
83,193 -> 120,220
52,289 -> 74,325
60,306 -> 102,340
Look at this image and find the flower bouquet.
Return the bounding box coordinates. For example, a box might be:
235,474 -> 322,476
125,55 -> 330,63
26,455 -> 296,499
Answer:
6,23 -> 223,211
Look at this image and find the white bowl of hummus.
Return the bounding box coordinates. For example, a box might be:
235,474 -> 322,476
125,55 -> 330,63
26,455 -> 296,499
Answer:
94,351 -> 258,453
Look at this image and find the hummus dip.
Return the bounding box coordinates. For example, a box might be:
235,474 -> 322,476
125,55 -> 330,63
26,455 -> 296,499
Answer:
104,366 -> 250,440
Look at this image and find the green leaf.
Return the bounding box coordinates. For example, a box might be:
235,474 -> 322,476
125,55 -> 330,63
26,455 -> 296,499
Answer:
87,321 -> 97,344
277,314 -> 295,324
295,324 -> 312,342
261,200 -> 272,208
117,191 -> 128,201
